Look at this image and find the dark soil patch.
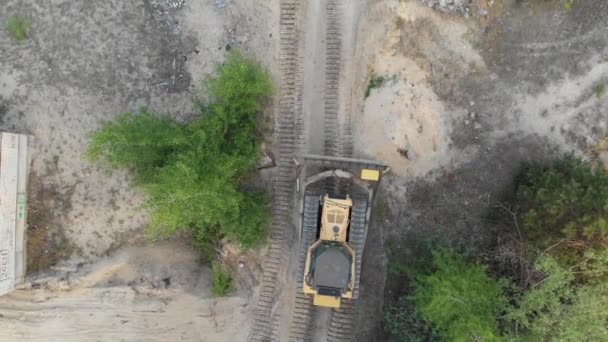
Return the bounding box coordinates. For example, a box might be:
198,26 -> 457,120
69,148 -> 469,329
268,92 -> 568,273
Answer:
26,170 -> 77,274
353,192 -> 390,342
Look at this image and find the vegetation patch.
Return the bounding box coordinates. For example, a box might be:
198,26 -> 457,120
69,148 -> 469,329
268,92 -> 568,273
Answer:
5,16 -> 31,43
365,75 -> 387,98
384,296 -> 438,342
506,251 -> 608,340
87,51 -> 273,249
595,83 -> 606,99
413,250 -> 507,341
385,155 -> 608,341
211,261 -> 233,296
563,0 -> 576,11
516,154 -> 608,265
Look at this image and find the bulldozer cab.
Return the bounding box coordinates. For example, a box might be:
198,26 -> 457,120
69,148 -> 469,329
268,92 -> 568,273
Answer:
320,195 -> 351,242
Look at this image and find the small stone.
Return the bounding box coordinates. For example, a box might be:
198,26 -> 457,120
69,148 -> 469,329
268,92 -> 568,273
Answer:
406,147 -> 417,161
257,151 -> 276,170
162,277 -> 171,288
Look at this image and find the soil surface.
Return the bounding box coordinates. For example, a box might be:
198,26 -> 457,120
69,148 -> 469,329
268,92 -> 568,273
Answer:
0,242 -> 252,342
347,0 -> 608,340
1,0 -> 277,340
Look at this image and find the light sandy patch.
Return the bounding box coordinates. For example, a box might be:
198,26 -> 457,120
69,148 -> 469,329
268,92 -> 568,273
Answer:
0,243 -> 253,342
0,69 -> 24,99
353,1 -> 482,177
12,85 -> 151,257
358,58 -> 452,177
498,60 -> 608,149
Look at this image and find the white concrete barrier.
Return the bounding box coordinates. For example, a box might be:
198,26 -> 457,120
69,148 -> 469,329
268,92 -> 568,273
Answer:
0,133 -> 28,296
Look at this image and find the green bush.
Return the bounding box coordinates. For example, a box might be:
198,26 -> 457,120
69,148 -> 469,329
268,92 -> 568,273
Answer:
86,108 -> 187,182
384,296 -> 438,342
507,250 -> 608,340
516,155 -> 608,263
211,261 -> 233,296
595,84 -> 606,99
5,16 -> 31,43
87,51 -> 273,248
413,250 -> 508,342
365,75 -> 387,98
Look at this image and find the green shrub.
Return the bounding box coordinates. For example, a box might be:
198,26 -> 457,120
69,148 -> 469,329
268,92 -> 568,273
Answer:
86,108 -> 187,182
413,250 -> 508,342
211,261 -> 233,296
5,16 -> 31,43
507,250 -> 608,340
87,51 -> 273,248
516,155 -> 608,264
384,296 -> 439,342
365,75 -> 387,98
595,84 -> 606,99
563,0 -> 576,11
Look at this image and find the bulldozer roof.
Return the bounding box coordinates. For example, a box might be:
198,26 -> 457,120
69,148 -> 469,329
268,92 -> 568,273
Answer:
309,242 -> 352,292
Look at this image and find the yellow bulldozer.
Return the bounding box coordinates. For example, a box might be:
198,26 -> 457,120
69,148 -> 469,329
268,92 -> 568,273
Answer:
297,155 -> 388,309
302,194 -> 356,308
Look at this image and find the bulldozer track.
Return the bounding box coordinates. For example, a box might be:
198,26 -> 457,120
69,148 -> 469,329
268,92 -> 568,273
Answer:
323,0 -> 342,159
324,197 -> 366,342
288,195 -> 320,342
248,1 -> 303,341
323,3 -> 359,337
327,300 -> 356,342
349,197 -> 368,299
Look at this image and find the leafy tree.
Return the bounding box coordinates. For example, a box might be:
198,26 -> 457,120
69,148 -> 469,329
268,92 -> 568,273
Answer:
87,51 -> 273,248
413,250 -> 508,342
516,154 -> 608,264
507,249 -> 608,341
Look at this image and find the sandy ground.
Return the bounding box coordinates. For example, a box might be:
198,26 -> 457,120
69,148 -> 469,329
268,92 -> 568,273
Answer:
1,0 -> 277,340
0,243 -> 251,342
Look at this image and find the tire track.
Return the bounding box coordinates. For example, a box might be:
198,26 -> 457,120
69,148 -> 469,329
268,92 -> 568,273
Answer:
248,1 -> 304,341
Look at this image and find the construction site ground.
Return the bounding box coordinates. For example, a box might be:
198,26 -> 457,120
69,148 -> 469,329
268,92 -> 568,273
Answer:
0,0 -> 278,340
1,0 -> 608,341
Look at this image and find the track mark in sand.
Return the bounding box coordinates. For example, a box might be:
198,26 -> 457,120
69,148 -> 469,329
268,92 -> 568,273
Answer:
287,0 -> 359,341
247,1 -> 304,341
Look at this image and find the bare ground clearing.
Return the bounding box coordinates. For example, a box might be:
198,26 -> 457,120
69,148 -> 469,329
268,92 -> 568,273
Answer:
0,0 -> 277,340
